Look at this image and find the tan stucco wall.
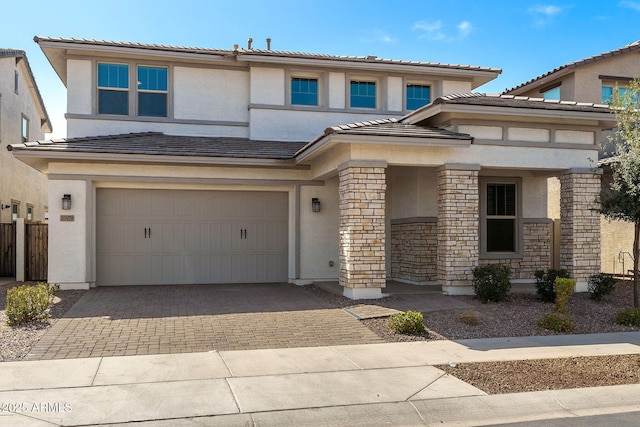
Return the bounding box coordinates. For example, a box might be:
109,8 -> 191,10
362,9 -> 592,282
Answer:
0,57 -> 48,223
601,217 -> 634,275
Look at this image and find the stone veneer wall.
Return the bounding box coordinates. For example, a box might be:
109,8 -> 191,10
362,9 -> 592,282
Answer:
559,172 -> 601,288
437,166 -> 479,291
339,166 -> 386,291
479,220 -> 552,279
390,219 -> 437,283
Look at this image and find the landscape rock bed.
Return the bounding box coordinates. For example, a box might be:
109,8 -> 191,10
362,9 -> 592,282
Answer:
0,282 -> 86,362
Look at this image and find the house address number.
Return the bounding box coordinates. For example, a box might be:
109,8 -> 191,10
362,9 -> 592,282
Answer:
60,215 -> 75,222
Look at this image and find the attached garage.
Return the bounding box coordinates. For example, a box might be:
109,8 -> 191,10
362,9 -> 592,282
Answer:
96,189 -> 288,286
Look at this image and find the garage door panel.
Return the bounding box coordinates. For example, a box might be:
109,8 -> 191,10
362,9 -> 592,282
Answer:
97,189 -> 288,285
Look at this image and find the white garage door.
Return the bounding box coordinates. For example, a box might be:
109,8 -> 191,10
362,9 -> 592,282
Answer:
96,189 -> 288,285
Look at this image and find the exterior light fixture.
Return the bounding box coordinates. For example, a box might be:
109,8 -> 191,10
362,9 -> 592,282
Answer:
312,198 -> 320,213
62,194 -> 72,210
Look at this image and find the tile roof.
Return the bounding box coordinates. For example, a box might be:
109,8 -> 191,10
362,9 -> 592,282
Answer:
8,132 -> 307,160
0,49 -> 52,132
325,118 -> 472,139
503,41 -> 640,94
432,92 -> 611,113
295,118 -> 472,157
34,37 -> 501,73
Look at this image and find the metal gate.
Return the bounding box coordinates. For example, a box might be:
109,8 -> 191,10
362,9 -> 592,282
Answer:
0,223 -> 16,276
25,223 -> 48,281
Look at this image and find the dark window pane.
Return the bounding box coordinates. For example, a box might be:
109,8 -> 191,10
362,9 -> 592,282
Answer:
138,92 -> 167,117
487,183 -> 516,216
350,81 -> 376,108
487,219 -> 515,252
99,89 -> 128,115
138,66 -> 167,91
98,63 -> 129,89
406,84 -> 431,110
291,77 -> 318,105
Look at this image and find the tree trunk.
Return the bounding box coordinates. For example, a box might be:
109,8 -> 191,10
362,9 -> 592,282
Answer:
634,222 -> 640,308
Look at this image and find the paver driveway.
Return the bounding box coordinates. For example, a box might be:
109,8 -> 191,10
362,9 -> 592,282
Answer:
26,284 -> 383,360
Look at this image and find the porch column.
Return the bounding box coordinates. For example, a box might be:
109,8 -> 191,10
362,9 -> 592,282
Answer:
559,169 -> 601,291
338,161 -> 386,299
437,164 -> 480,295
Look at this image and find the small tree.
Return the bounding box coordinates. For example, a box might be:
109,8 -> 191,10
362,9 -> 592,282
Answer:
601,79 -> 640,308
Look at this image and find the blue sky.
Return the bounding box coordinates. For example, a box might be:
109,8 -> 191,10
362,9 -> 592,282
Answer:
4,0 -> 640,138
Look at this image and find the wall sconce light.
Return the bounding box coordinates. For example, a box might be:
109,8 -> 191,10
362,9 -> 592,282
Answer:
62,194 -> 72,210
312,198 -> 321,213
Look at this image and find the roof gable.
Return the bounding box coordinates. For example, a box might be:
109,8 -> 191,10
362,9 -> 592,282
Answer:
0,49 -> 52,133
503,41 -> 640,94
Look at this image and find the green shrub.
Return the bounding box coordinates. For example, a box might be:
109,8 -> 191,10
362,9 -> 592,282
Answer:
616,308 -> 640,327
588,273 -> 616,301
535,269 -> 570,303
5,283 -> 55,325
458,311 -> 480,326
472,264 -> 511,303
537,313 -> 574,333
554,278 -> 575,313
388,310 -> 426,334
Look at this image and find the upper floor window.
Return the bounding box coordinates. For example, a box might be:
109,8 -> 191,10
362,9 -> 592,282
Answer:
14,71 -> 19,94
602,85 -> 637,104
291,77 -> 318,106
486,182 -> 517,253
350,80 -> 376,109
21,115 -> 29,143
406,84 -> 431,110
541,86 -> 560,100
11,203 -> 19,222
137,66 -> 168,117
98,63 -> 129,115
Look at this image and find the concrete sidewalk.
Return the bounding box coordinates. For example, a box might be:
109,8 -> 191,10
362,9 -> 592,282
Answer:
1,332 -> 640,426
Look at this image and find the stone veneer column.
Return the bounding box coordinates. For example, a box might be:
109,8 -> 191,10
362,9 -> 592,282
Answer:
338,162 -> 386,299
437,164 -> 480,294
559,170 -> 602,291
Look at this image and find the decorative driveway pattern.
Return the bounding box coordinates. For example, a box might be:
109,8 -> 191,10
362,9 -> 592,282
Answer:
25,284 -> 384,360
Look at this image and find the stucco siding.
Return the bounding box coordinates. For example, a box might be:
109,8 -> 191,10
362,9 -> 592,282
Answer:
601,217 -> 634,275
250,67 -> 285,105
67,59 -> 92,115
249,109 -> 404,141
67,118 -> 249,139
387,76 -> 403,112
441,80 -> 472,95
299,177 -> 339,280
574,53 -> 640,104
174,67 -> 249,122
0,57 -> 48,223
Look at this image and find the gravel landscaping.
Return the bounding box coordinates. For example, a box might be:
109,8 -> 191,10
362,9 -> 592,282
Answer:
304,280 -> 640,393
0,282 -> 85,362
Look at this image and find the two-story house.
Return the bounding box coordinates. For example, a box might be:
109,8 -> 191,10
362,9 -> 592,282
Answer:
9,37 -> 615,298
0,49 -> 51,224
504,41 -> 640,277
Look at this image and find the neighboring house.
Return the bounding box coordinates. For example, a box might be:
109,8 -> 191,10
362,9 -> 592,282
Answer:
504,41 -> 640,276
0,49 -> 51,224
8,37 -> 615,298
